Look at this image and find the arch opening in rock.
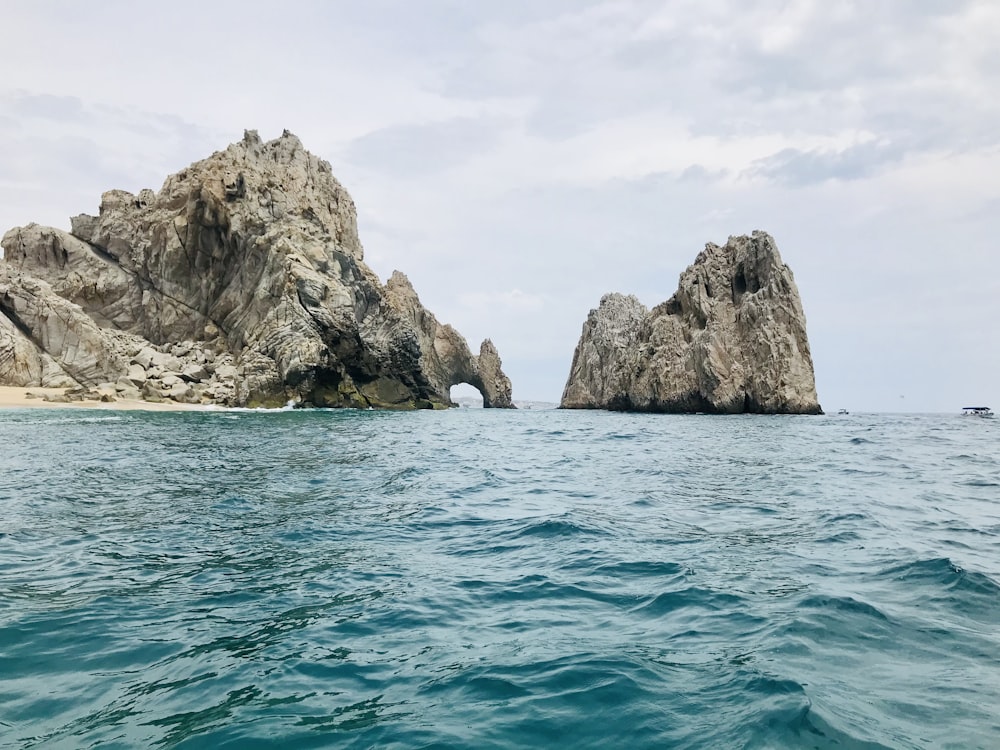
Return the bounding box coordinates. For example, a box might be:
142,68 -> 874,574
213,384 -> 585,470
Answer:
449,382 -> 484,408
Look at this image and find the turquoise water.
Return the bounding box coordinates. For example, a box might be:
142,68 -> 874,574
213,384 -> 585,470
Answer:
1,408 -> 999,749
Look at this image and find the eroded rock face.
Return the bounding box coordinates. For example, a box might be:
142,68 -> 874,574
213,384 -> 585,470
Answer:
382,271 -> 514,408
0,130 -> 513,408
561,231 -> 821,414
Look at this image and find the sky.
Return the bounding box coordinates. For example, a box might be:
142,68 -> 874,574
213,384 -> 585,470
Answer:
1,0 -> 998,411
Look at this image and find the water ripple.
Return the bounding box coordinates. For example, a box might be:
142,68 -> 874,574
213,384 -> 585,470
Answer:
0,409 -> 998,748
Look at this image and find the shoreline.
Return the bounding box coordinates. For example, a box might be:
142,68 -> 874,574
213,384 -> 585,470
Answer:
0,386 -> 207,412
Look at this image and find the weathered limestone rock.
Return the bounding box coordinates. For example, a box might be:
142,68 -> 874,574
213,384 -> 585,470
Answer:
126,364 -> 147,386
561,231 -> 822,414
0,312 -> 43,386
476,339 -> 514,409
382,271 -> 514,408
0,130 -> 513,408
180,363 -> 208,382
91,383 -> 118,402
167,381 -> 194,402
560,293 -> 648,411
0,266 -> 135,387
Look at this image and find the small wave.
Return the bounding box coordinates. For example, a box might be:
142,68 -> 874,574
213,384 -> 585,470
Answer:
593,561 -> 689,578
849,437 -> 873,445
842,470 -> 887,479
204,399 -> 300,414
749,700 -> 895,749
798,594 -> 891,622
776,593 -> 897,646
211,496 -> 252,510
875,557 -> 1000,599
815,531 -> 862,544
962,478 -> 1000,487
419,671 -> 532,700
295,695 -> 412,732
822,512 -> 868,523
457,575 -> 640,611
374,466 -> 427,495
27,415 -> 124,424
507,518 -> 607,540
631,587 -> 746,617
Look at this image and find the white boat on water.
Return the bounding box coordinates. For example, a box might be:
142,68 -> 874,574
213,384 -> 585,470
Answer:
837,408 -> 849,415
962,406 -> 995,418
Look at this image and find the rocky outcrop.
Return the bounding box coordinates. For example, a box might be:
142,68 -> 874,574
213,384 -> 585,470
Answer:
382,271 -> 513,408
0,130 -> 514,408
561,231 -> 821,414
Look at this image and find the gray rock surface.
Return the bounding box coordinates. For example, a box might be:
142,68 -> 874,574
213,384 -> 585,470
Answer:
561,231 -> 822,414
0,130 -> 513,408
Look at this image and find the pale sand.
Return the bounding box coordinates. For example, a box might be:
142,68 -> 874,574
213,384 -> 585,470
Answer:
0,386 -> 207,411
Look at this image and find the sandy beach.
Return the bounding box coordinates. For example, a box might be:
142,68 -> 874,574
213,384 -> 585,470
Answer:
0,386 -> 206,411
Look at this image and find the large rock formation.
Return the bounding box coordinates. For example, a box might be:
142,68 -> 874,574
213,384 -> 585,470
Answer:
561,231 -> 821,414
0,130 -> 514,409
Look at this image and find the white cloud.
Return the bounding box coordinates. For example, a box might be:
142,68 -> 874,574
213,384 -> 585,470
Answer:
0,91 -> 224,233
457,289 -> 546,314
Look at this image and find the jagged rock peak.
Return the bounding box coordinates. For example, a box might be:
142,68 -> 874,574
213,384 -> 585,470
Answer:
383,270 -> 514,409
0,130 -> 514,409
476,339 -> 514,409
561,231 -> 821,414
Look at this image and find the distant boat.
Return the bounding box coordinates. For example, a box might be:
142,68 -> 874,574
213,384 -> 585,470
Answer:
962,406 -> 994,418
837,408 -> 849,415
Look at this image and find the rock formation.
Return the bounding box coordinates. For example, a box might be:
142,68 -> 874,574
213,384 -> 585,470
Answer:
561,231 -> 821,414
0,130 -> 514,409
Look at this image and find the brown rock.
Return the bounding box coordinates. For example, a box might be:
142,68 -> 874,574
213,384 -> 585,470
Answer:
0,130 -> 514,409
561,231 -> 822,414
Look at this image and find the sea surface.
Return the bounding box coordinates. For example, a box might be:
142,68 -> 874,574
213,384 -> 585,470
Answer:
1,407 -> 998,749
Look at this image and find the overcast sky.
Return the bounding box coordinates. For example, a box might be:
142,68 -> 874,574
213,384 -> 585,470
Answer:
2,1 -> 998,411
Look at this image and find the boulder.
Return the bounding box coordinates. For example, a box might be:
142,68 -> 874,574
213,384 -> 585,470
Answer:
180,363 -> 208,382
0,311 -> 44,386
133,348 -> 157,370
561,231 -> 822,414
92,382 -> 118,401
141,380 -> 164,401
87,383 -> 118,404
166,382 -> 194,402
126,364 -> 147,386
214,364 -> 238,381
0,266 -> 131,387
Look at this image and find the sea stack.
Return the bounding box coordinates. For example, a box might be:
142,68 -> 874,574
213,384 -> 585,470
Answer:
561,231 -> 821,414
0,130 -> 514,409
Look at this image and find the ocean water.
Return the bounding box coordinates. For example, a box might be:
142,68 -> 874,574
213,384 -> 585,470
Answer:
1,407 -> 998,749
